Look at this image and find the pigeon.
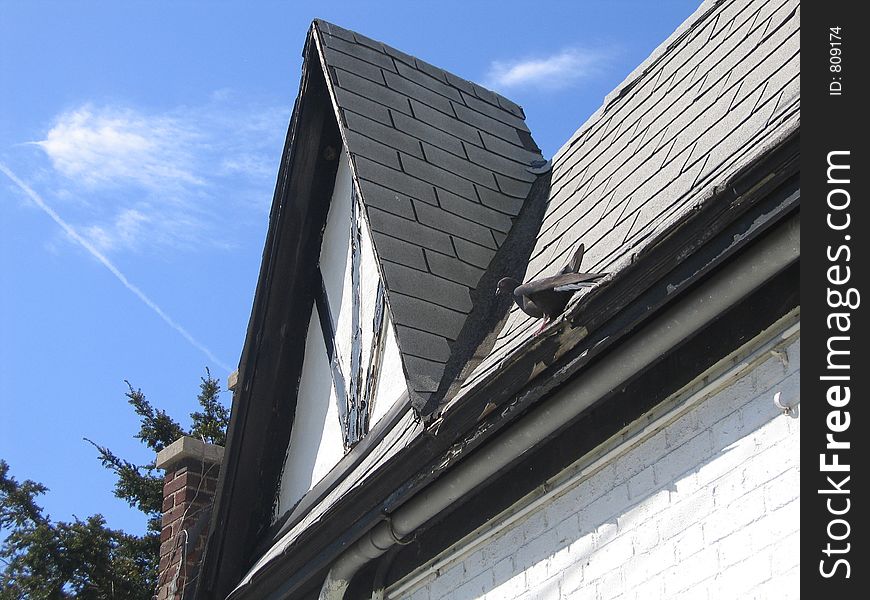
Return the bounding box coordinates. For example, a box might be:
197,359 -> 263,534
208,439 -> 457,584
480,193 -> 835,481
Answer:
496,243 -> 605,334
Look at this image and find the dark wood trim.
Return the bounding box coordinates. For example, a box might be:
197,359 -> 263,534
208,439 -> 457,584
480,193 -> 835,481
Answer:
364,280 -> 388,427
315,267 -> 349,431
196,33 -> 343,600
347,188 -> 365,447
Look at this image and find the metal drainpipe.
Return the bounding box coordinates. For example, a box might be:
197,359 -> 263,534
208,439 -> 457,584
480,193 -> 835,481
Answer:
318,214 -> 799,600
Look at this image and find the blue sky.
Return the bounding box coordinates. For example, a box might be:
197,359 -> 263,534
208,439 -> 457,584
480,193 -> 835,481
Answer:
1,1 -> 701,535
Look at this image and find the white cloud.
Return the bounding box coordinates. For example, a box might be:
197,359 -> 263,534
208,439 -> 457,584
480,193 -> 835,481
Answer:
29,98 -> 286,254
485,48 -> 603,91
36,106 -> 203,189
83,208 -> 151,253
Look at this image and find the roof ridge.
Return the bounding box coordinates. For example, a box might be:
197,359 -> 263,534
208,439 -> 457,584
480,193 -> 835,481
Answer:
312,19 -> 527,122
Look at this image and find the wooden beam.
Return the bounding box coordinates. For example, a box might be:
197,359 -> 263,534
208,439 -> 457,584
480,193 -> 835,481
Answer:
347,189 -> 365,447
315,267 -> 349,432
363,280 -> 387,428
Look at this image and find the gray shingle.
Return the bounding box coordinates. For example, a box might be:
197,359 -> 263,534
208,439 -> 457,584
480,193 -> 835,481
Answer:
388,293 -> 467,339
315,19 -> 356,43
413,200 -> 498,249
335,88 -> 392,126
382,262 -> 473,313
436,188 -> 514,233
357,180 -> 416,220
394,326 -> 452,362
444,72 -> 478,96
470,83 -> 502,109
383,70 -> 455,115
452,101 -> 524,144
496,95 -> 525,119
414,58 -> 450,83
344,110 -> 423,158
453,238 -> 496,269
400,153 -> 479,200
354,156 -> 437,204
404,356 -> 447,393
495,173 -> 533,199
461,91 -> 530,132
476,184 -> 526,215
391,111 -> 466,158
455,0 -> 801,399
409,99 -> 482,145
335,69 -> 412,115
321,33 -> 396,72
350,30 -> 387,53
365,206 -> 454,255
384,44 -> 417,68
369,232 -> 427,270
345,131 -> 401,170
413,391 -> 435,411
424,249 -> 486,288
321,47 -> 385,85
395,61 -> 463,103
314,19 -> 545,412
479,131 -> 542,165
421,143 -> 499,190
464,142 -> 537,182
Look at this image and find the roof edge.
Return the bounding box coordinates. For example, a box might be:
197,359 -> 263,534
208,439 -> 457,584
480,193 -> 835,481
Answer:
312,18 -> 529,121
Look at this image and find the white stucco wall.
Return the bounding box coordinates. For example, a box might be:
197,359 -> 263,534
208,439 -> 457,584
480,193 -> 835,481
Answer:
358,210 -> 408,426
275,152 -> 357,515
275,149 -> 409,515
370,311 -> 406,426
321,150 -> 406,428
276,307 -> 346,513
388,323 -> 800,600
322,153 -> 354,379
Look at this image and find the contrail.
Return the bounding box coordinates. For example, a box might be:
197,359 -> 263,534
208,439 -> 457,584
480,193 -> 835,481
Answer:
1,162 -> 233,373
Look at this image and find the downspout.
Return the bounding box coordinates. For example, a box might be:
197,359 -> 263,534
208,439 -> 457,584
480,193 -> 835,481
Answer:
318,213 -> 799,599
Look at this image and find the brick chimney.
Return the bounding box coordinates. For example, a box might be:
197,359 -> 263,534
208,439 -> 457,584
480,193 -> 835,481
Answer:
156,436 -> 223,600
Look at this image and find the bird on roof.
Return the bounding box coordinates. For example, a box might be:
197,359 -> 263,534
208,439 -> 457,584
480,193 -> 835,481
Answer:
496,243 -> 606,334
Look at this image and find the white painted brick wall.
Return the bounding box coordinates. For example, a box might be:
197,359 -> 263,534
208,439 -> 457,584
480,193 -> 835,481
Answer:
389,335 -> 800,600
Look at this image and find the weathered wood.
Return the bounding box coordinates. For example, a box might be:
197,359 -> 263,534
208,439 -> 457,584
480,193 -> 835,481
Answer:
347,189 -> 365,447
363,280 -> 387,425
315,268 -> 349,432
197,40 -> 343,600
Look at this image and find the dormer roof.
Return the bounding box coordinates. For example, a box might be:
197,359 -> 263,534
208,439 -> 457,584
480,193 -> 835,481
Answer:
311,19 -> 546,415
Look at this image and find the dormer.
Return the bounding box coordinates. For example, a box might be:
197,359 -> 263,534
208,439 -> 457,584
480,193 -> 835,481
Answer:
271,20 -> 550,512
203,19 -> 547,587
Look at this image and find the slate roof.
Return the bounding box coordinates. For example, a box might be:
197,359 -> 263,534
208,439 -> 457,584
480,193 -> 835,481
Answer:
311,19 -> 545,415
451,0 -> 800,403
219,2 -> 800,594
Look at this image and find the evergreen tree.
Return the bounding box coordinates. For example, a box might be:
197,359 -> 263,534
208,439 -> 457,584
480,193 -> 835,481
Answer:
0,369 -> 229,599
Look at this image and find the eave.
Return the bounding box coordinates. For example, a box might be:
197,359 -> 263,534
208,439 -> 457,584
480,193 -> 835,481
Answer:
196,29 -> 345,600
